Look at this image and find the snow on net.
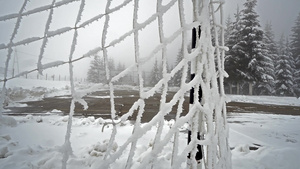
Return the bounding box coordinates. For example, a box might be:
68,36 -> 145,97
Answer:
0,0 -> 231,168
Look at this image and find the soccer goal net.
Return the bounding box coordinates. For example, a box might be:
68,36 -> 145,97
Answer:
0,0 -> 231,168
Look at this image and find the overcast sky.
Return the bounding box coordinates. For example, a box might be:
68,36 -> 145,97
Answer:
224,0 -> 300,40
0,0 -> 299,80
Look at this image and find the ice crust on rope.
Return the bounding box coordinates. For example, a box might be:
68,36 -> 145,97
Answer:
0,0 -> 28,122
47,27 -> 72,37
61,0 -> 86,168
0,0 -> 231,168
37,0 -> 56,75
0,0 -> 78,22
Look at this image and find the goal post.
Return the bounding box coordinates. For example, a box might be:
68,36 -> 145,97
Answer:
0,0 -> 231,168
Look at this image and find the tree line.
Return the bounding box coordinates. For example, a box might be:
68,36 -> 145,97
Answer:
87,55 -> 151,86
224,0 -> 300,97
87,0 -> 300,97
150,0 -> 300,97
86,55 -> 130,84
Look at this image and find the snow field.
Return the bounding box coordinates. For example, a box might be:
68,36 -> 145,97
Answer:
1,112 -> 300,169
0,114 -> 189,169
1,79 -> 300,169
228,94 -> 300,107
228,113 -> 300,169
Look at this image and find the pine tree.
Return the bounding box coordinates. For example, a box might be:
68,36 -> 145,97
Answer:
108,57 -> 115,71
225,6 -> 243,84
255,22 -> 276,95
150,58 -> 161,86
238,0 -> 265,83
116,62 -> 125,71
275,35 -> 294,96
173,47 -> 184,87
171,44 -> 191,87
87,55 -> 106,83
290,12 -> 300,97
224,15 -> 232,46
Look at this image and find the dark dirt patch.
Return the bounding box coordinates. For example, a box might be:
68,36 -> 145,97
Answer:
5,90 -> 190,123
4,90 -> 300,123
227,102 -> 300,116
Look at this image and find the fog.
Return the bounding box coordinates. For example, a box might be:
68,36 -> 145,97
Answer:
0,0 -> 299,80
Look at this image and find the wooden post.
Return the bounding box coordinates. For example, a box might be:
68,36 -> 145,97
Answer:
249,82 -> 253,95
237,82 -> 240,95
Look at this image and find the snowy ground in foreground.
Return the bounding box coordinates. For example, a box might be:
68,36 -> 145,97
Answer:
0,113 -> 299,169
1,78 -> 300,168
228,113 -> 300,169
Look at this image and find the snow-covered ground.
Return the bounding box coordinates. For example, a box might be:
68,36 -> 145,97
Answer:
1,78 -> 300,168
228,113 -> 300,169
228,94 -> 300,107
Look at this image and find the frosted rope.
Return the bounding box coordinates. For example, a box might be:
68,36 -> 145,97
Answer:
124,0 -> 145,168
150,0 -> 168,167
0,0 -> 78,22
170,0 -> 189,167
101,0 -> 119,161
0,0 -> 28,117
0,0 -> 231,168
37,0 -> 56,74
0,0 -> 132,50
62,0 -> 85,168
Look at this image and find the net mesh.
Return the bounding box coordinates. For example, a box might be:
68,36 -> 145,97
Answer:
0,0 -> 231,168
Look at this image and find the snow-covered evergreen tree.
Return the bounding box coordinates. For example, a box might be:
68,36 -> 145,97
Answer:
225,0 -> 279,95
255,22 -> 276,95
108,57 -> 115,71
290,12 -> 300,97
149,58 -> 161,86
116,62 -> 125,71
238,0 -> 265,84
171,44 -> 191,87
225,6 -> 243,86
87,55 -> 106,83
173,47 -> 184,87
224,15 -> 232,46
275,35 -> 294,96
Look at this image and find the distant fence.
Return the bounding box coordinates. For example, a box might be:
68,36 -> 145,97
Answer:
0,71 -> 86,82
26,73 -> 86,82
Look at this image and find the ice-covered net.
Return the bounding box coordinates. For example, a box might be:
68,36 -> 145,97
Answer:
0,0 -> 231,168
